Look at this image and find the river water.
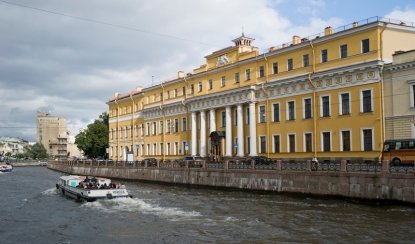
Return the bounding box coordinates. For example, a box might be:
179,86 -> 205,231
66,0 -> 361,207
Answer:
1,167 -> 414,243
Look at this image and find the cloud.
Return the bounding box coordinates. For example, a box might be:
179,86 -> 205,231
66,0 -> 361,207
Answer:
385,8 -> 415,24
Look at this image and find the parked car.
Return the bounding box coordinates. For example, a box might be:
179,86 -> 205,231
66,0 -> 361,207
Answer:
184,156 -> 204,167
247,156 -> 273,165
143,158 -> 157,167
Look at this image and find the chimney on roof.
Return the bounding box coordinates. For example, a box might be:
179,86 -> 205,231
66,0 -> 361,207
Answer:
136,87 -> 143,92
292,35 -> 301,45
178,71 -> 185,78
114,92 -> 120,99
352,22 -> 358,28
324,26 -> 333,36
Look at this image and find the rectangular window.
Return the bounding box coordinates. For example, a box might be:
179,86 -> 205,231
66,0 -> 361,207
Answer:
167,91 -> 170,99
303,54 -> 309,67
159,121 -> 163,134
362,39 -> 370,53
340,44 -> 348,59
362,90 -> 372,113
208,79 -> 213,90
272,62 -> 279,74
273,135 -> 280,153
246,69 -> 251,80
260,136 -> 266,153
288,134 -> 296,153
152,122 -> 157,135
174,89 -> 177,98
234,73 -> 240,83
321,49 -> 328,63
305,133 -> 312,152
146,123 -> 150,136
166,120 -> 171,133
259,66 -> 265,77
182,87 -> 186,96
340,93 -> 350,115
166,142 -> 171,155
259,105 -> 266,123
190,84 -> 194,94
287,58 -> 293,71
321,96 -> 330,117
182,118 -> 187,132
174,119 -> 179,133
160,143 -> 163,155
363,129 -> 373,151
182,141 -> 187,155
160,92 -> 163,101
174,142 -> 179,155
153,143 -> 157,156
304,98 -> 312,119
322,132 -> 331,152
198,82 -> 202,92
411,84 -> 415,107
146,144 -> 150,156
341,130 -> 351,151
221,111 -> 226,127
288,101 -> 295,120
221,76 -> 226,87
272,103 -> 280,122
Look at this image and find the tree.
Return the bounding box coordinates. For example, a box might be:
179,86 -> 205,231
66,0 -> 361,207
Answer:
75,112 -> 109,158
29,143 -> 48,159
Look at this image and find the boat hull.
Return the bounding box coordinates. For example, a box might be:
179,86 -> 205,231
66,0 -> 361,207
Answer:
56,183 -> 131,202
0,165 -> 12,173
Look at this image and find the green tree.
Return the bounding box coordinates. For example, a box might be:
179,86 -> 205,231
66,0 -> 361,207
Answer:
75,112 -> 109,158
29,143 -> 48,159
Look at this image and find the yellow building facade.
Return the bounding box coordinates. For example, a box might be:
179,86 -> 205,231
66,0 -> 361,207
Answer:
108,17 -> 415,161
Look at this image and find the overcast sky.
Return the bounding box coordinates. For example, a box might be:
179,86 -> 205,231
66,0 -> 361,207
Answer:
1,0 -> 414,142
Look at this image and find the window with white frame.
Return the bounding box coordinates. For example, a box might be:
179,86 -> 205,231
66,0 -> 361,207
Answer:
166,142 -> 171,155
362,39 -> 370,53
182,117 -> 187,132
273,135 -> 280,153
153,143 -> 157,156
259,105 -> 266,123
272,62 -> 279,74
166,120 -> 171,133
174,119 -> 179,133
321,131 -> 331,152
288,134 -> 296,153
304,133 -> 313,152
182,141 -> 187,154
208,79 -> 213,90
287,58 -> 293,71
287,101 -> 295,120
410,83 -> 415,108
159,121 -> 163,134
174,142 -> 179,155
340,44 -> 348,59
259,136 -> 266,153
303,54 -> 309,67
245,69 -> 251,80
361,89 -> 373,113
152,122 -> 156,135
321,49 -> 328,63
160,143 -> 163,155
339,92 -> 351,115
361,128 -> 373,151
146,123 -> 150,136
146,144 -> 150,156
234,73 -> 240,83
340,130 -> 351,151
272,103 -> 280,122
259,66 -> 265,77
303,98 -> 312,119
221,76 -> 226,87
320,95 -> 330,117
198,82 -> 203,92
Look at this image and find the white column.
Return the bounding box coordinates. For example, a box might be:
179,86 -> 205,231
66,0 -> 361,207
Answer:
225,106 -> 232,157
209,109 -> 216,133
191,111 -> 197,156
249,102 -> 257,156
200,110 -> 206,157
237,104 -> 244,157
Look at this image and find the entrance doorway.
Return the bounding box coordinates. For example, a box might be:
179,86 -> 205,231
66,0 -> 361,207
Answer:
209,131 -> 225,161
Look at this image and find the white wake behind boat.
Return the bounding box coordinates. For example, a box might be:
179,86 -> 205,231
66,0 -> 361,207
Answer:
56,175 -> 131,202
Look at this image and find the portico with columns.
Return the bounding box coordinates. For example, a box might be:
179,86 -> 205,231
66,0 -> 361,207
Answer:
188,86 -> 258,158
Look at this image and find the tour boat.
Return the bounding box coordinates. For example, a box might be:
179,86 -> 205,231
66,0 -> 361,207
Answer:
0,164 -> 12,173
56,175 -> 131,202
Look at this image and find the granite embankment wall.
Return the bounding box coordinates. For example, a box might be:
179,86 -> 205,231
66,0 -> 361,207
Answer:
48,160 -> 415,204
